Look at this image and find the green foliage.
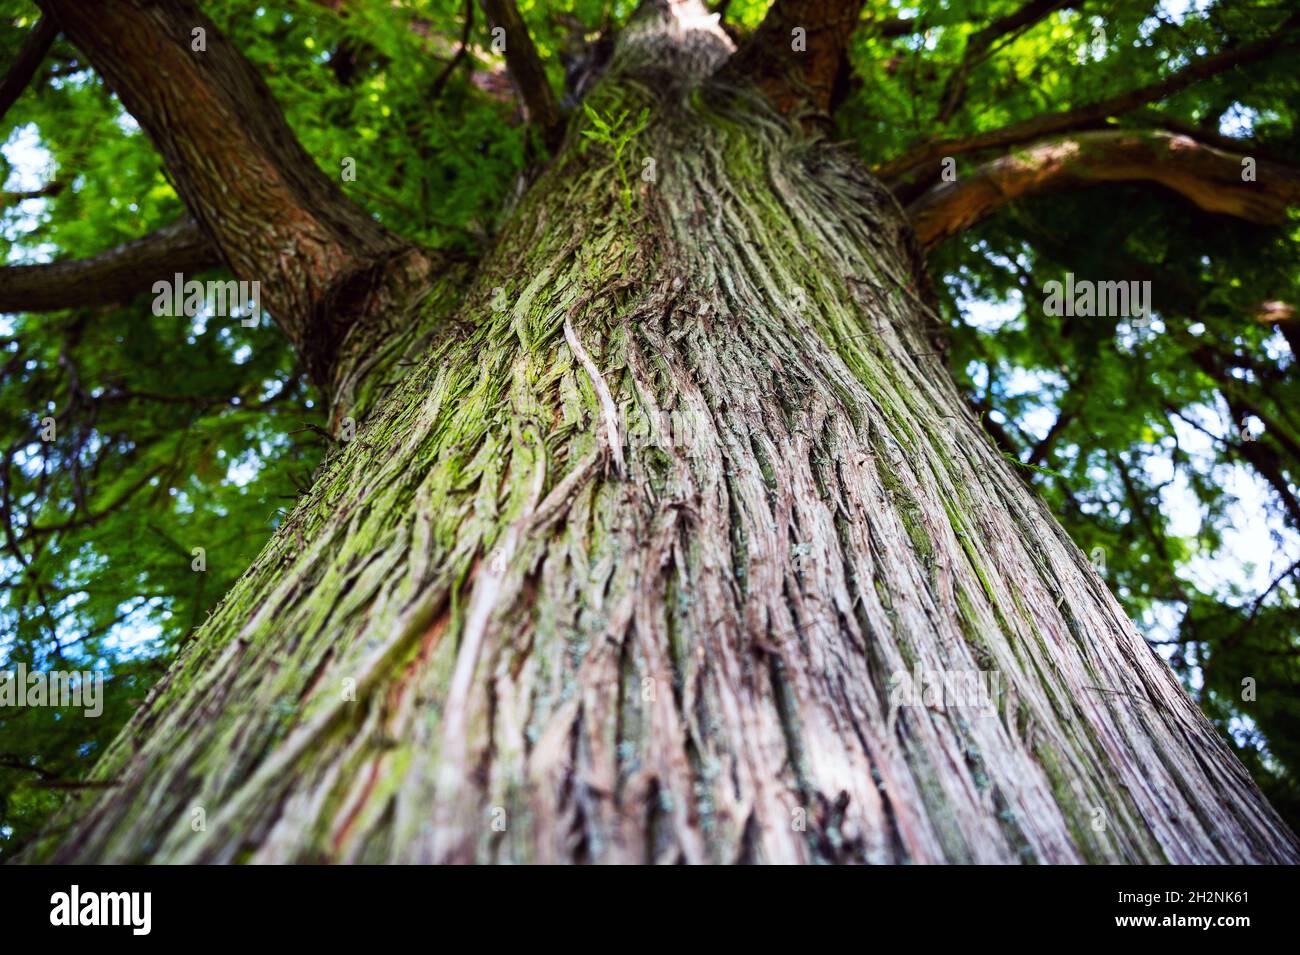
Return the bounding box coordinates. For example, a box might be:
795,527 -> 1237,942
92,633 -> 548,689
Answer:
841,0 -> 1300,828
0,301 -> 321,856
580,102 -> 650,214
1,0 -> 1298,853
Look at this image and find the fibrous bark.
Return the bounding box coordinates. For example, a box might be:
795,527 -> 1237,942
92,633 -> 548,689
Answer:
27,2 -> 1299,865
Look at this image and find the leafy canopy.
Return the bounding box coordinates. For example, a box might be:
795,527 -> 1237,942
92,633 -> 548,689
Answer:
0,0 -> 1297,853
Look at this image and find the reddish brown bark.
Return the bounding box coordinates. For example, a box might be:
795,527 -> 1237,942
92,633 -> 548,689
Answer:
37,0 -> 433,395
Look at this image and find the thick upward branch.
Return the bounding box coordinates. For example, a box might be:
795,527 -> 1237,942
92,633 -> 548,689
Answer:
36,0 -> 431,396
719,0 -> 866,114
0,218 -> 219,313
908,130 -> 1300,249
478,0 -> 563,147
25,0 -> 1298,868
879,12 -> 1300,183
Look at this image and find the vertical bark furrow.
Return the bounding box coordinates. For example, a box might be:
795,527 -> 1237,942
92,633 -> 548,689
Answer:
30,13 -> 1298,865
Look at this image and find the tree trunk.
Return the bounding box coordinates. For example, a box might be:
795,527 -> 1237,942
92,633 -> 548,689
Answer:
31,7 -> 1297,865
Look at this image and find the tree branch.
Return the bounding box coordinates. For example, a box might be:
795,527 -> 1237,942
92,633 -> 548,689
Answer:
478,0 -> 563,147
431,0 -> 475,102
1254,300 -> 1300,359
36,0 -> 432,394
869,15 -> 920,39
1129,108 -> 1286,164
0,15 -> 58,122
908,130 -> 1300,250
0,218 -> 220,313
2,179 -> 64,208
935,0 -> 1073,125
879,12 -> 1300,183
1191,347 -> 1300,466
719,0 -> 867,114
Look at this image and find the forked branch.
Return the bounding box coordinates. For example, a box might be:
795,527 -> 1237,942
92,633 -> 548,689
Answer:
36,0 -> 430,391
